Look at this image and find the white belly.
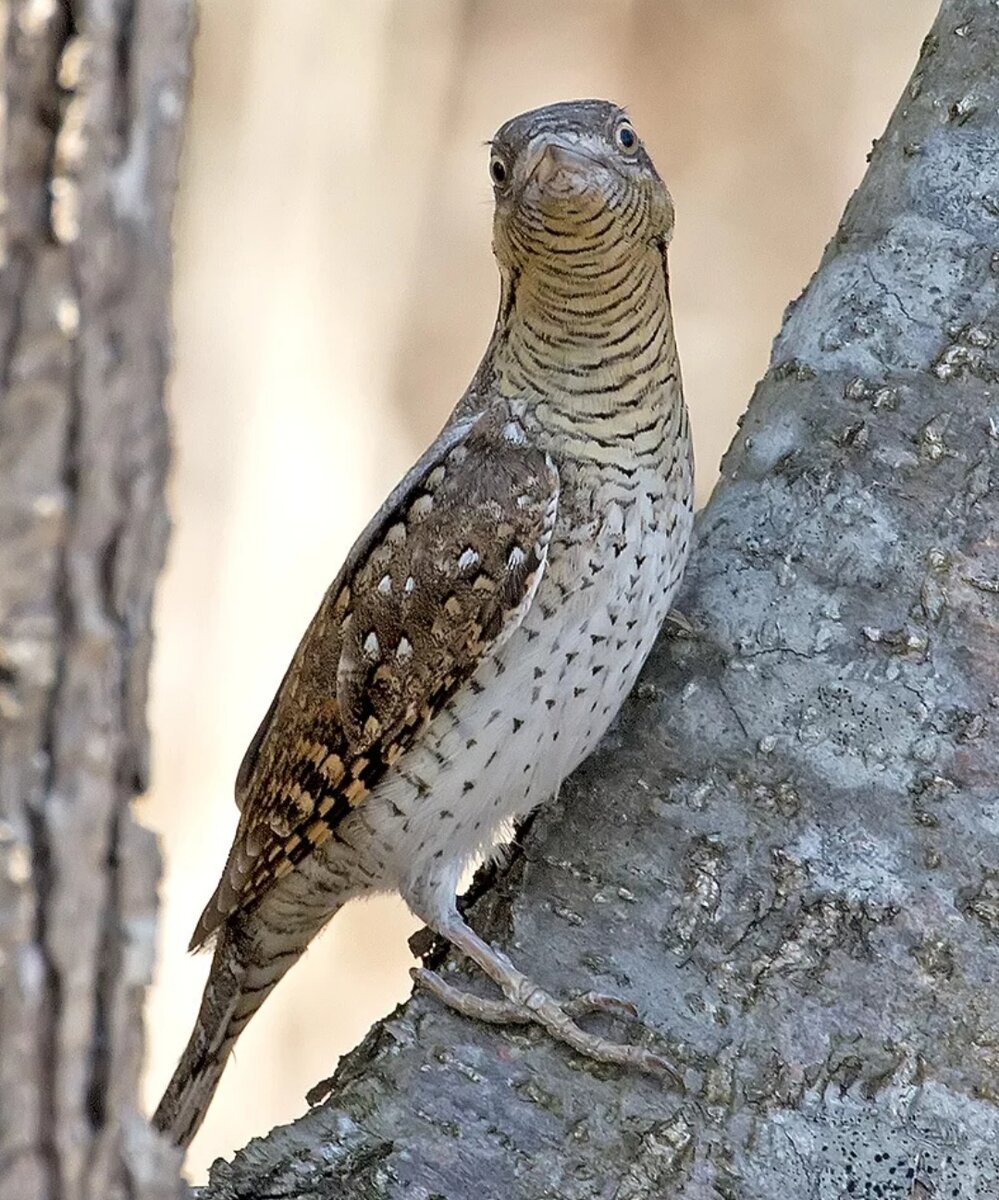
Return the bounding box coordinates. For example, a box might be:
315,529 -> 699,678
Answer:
350,476 -> 692,902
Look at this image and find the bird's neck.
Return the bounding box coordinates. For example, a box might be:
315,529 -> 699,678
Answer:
485,243 -> 681,456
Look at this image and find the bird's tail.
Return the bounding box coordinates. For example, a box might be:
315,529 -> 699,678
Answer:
152,904 -> 327,1149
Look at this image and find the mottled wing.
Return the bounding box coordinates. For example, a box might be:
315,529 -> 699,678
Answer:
191,407 -> 559,948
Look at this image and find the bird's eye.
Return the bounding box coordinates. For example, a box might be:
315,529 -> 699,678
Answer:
490,155 -> 509,186
615,122 -> 638,154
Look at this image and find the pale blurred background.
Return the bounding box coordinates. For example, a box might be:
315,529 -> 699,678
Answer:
142,0 -> 937,1181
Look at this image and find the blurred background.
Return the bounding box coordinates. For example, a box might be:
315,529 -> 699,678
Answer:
142,0 -> 937,1180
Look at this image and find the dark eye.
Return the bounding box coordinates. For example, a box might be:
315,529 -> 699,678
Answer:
490,155 -> 509,186
615,122 -> 638,153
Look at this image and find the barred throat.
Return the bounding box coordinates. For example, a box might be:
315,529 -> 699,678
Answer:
492,179 -> 683,476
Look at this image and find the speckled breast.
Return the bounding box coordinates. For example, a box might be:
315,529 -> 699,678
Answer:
358,451 -> 693,893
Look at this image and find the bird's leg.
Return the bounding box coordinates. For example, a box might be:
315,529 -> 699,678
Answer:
411,909 -> 679,1079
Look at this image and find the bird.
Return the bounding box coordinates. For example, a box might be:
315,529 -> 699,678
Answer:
153,98 -> 694,1150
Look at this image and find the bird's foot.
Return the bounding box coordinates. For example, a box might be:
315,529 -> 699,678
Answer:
413,967 -> 636,1023
411,964 -> 678,1080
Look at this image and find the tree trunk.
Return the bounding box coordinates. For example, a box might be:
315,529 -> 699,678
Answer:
200,0 -> 999,1195
0,2 -> 192,1198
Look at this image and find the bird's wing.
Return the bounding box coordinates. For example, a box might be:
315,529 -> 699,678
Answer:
190,406 -> 559,949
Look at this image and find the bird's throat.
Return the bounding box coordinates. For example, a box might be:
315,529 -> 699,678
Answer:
491,245 -> 681,449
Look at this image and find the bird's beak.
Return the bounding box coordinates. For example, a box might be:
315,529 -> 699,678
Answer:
518,135 -> 602,192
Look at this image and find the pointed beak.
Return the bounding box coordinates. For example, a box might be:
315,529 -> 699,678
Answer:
518,135 -> 602,192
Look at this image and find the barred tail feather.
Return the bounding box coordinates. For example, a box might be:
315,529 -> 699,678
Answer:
152,920 -> 307,1149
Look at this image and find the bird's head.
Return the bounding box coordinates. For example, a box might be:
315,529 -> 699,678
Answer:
488,100 -> 674,281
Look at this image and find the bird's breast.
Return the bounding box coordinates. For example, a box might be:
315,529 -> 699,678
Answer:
356,465 -> 692,893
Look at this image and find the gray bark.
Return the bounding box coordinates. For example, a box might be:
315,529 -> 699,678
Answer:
203,1 -> 999,1196
0,2 -> 193,1198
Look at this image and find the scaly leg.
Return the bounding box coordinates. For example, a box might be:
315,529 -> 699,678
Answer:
412,908 -> 679,1079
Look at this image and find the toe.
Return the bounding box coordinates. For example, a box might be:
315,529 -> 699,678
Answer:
567,991 -> 639,1020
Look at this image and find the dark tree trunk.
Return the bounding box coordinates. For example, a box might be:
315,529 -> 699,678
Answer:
0,2 -> 193,1198
201,2 -> 999,1197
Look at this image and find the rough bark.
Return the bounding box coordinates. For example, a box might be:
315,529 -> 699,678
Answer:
203,1 -> 999,1196
0,2 -> 192,1198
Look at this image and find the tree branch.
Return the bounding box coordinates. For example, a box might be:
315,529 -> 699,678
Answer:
202,2 -> 999,1195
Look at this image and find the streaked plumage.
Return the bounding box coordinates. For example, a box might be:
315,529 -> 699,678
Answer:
154,98 -> 694,1150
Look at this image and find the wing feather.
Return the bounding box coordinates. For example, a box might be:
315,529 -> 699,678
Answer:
190,406 -> 558,948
